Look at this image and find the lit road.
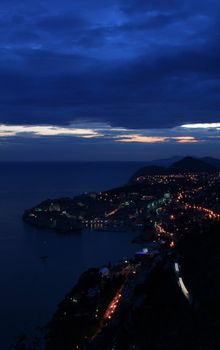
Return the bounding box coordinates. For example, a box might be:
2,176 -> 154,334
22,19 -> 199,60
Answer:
174,262 -> 191,303
103,287 -> 122,320
183,203 -> 220,220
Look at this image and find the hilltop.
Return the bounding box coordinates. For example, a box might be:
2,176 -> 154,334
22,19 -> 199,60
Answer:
130,156 -> 219,181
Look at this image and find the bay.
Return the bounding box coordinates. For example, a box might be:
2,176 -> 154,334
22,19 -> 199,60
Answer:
0,162 -> 145,349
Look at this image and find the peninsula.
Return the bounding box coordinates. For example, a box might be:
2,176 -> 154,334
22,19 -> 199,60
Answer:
22,156 -> 220,235
20,156 -> 220,350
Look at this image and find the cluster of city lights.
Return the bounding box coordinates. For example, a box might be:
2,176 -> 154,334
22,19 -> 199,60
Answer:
155,223 -> 174,238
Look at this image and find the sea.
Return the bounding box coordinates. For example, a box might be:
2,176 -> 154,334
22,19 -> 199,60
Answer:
0,162 -> 146,349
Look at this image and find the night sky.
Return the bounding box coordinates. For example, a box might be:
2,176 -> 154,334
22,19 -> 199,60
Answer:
0,0 -> 220,160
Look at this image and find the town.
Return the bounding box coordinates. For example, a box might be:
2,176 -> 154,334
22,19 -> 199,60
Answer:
23,157 -> 220,241
21,157 -> 220,349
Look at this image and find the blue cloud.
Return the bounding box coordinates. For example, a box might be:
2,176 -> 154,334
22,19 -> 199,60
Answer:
0,0 -> 219,132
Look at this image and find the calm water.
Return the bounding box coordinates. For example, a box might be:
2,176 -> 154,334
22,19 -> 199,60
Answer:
0,162 -> 145,349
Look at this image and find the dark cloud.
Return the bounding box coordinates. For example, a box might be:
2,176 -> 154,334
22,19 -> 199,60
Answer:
120,0 -> 220,16
120,0 -> 180,15
0,0 -> 219,129
36,14 -> 88,33
119,11 -> 191,31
